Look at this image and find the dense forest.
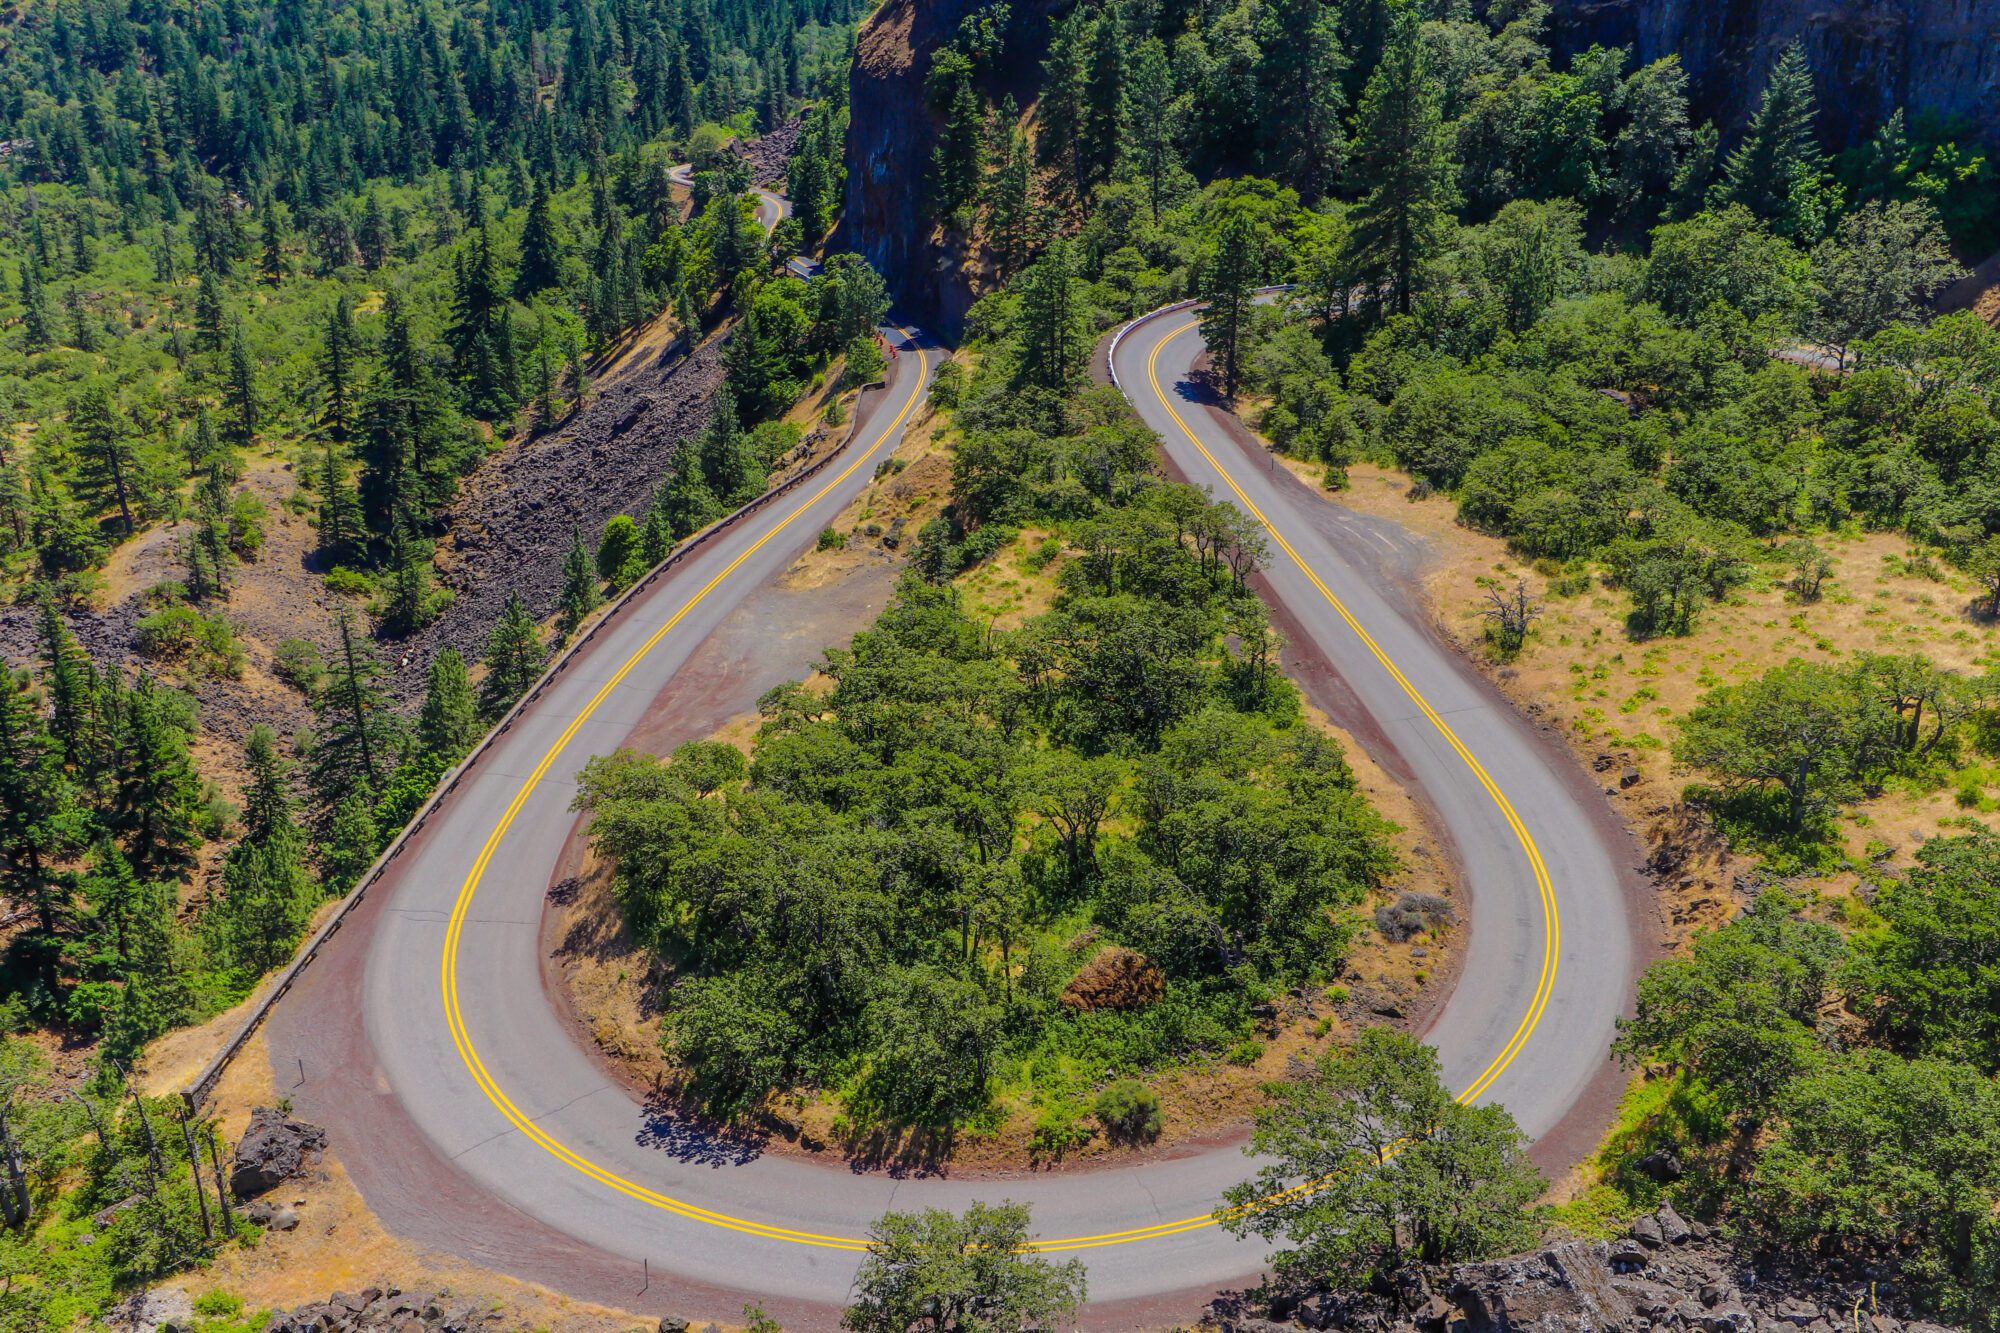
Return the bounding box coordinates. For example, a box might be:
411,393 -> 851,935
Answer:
0,0 -> 885,1317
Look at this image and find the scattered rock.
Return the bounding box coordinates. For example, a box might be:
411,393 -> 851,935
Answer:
1635,1148 -> 1685,1182
658,1319 -> 689,1333
1630,1213 -> 1667,1248
230,1106 -> 327,1198
1657,1201 -> 1694,1245
1620,765 -> 1643,787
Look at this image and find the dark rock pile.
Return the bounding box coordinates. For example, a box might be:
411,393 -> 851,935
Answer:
1209,1204 -> 1965,1333
257,1285 -> 506,1333
732,117 -> 800,186
230,1106 -> 327,1199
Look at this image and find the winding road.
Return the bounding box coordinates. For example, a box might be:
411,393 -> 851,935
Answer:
257,286 -> 1642,1325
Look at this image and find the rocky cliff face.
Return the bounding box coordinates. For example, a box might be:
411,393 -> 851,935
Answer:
841,0 -> 1062,338
1546,0 -> 2000,148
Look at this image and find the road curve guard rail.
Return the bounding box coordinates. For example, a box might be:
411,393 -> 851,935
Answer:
187,366 -> 904,1108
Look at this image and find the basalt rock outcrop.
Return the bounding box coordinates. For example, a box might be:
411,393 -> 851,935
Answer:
841,0 -> 1063,339
1210,1203 -> 1967,1333
1545,0 -> 2000,149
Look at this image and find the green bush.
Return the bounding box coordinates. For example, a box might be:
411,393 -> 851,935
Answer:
817,527 -> 847,552
1094,1079 -> 1164,1143
272,637 -> 324,694
324,566 -> 373,596
841,333 -> 887,388
1225,1038 -> 1265,1066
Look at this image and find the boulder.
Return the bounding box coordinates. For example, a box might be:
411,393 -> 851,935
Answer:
104,1288 -> 195,1333
1656,1201 -> 1694,1245
1635,1149 -> 1684,1182
1629,1213 -> 1666,1248
230,1106 -> 327,1199
1449,1242 -> 1631,1333
1059,945 -> 1166,1012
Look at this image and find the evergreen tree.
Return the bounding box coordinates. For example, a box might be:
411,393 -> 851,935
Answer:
557,525 -> 602,638
357,194 -> 391,270
641,483 -> 676,563
1720,44 -> 1833,241
69,383 -> 139,535
658,447 -> 722,538
984,115 -> 1038,277
224,322 -> 260,448
1255,0 -> 1347,199
65,287 -> 97,353
321,790 -> 379,890
1126,41 -> 1183,221
480,591 -> 546,716
415,648 -> 479,759
357,289 -> 471,533
19,262 -> 53,352
1349,0 -> 1459,316
240,724 -> 297,846
1036,8 -> 1091,209
320,294 -> 359,445
448,224 -> 519,417
1201,207 -> 1262,397
1080,4 -> 1127,192
928,53 -> 985,230
316,445 -> 365,560
309,609 -> 399,812
106,673 -> 205,880
259,203 -> 289,285
193,265 -> 227,353
1012,239 -> 1088,391
380,520 -> 440,634
514,178 -> 565,297
0,673 -> 79,935
38,596 -> 98,770
695,383 -> 762,503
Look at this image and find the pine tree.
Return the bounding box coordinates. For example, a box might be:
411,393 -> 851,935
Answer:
0,673 -> 79,935
316,445 -> 365,560
357,194 -> 390,270
1255,0 -> 1347,199
530,341 -> 560,433
658,446 -> 722,539
320,294 -> 359,445
641,483 -> 675,564
415,648 -> 479,759
38,595 -> 98,770
357,289 -> 471,533
480,591 -> 546,717
19,262 -> 53,352
65,287 -> 97,353
514,179 -> 564,297
1126,41 -> 1183,221
310,609 -> 399,811
1036,8 -> 1091,210
240,724 -> 297,846
984,115 -> 1037,278
193,265 -> 227,353
1080,4 -> 1127,192
695,384 -> 761,504
1201,208 -> 1262,397
70,383 -> 139,535
321,791 -> 380,890
259,203 -> 288,285
928,53 -> 985,230
380,520 -> 440,635
106,673 -> 205,880
556,525 -> 602,638
224,322 -> 260,448
1013,239 -> 1088,391
448,225 -> 518,417
1349,0 -> 1459,315
1719,43 -> 1832,241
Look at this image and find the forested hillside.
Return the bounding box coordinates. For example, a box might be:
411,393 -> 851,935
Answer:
0,0 -> 890,1315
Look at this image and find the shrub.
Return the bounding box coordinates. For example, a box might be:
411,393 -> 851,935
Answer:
1029,1104 -> 1094,1161
816,527 -> 846,552
272,638 -> 323,694
1225,1038 -> 1265,1066
1094,1079 -> 1164,1143
823,395 -> 847,426
135,606 -> 244,677
931,359 -> 966,409
324,566 -> 373,596
1376,890 -> 1457,942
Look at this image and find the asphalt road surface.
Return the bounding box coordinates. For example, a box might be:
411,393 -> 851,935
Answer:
264,299 -> 1640,1327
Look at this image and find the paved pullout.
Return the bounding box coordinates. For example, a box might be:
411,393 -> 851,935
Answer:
263,300 -> 1640,1329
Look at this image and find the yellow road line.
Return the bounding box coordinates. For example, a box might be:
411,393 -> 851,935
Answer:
431,311 -> 1559,1258
1142,321 -> 1559,1108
